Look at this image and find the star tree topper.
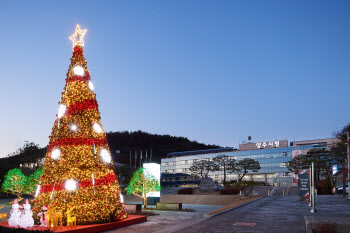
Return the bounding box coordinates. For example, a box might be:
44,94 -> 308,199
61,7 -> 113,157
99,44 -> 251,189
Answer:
69,25 -> 87,49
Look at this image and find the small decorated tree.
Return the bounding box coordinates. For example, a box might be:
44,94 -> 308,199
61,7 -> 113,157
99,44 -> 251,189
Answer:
25,167 -> 43,195
1,168 -> 27,198
126,168 -> 160,208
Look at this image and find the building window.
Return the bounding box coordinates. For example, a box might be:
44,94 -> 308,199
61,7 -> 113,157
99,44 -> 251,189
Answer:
215,175 -> 219,178
206,158 -> 210,161
185,160 -> 188,164
283,152 -> 287,156
173,169 -> 176,172
193,159 -> 198,163
173,162 -> 176,165
183,168 -> 188,172
165,170 -> 168,173
165,162 -> 169,165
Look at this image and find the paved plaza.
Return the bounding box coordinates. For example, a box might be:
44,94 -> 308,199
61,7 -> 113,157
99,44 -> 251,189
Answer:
173,195 -> 350,233
1,195 -> 349,232
112,195 -> 350,233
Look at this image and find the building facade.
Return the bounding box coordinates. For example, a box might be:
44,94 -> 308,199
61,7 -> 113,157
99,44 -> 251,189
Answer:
161,138 -> 337,187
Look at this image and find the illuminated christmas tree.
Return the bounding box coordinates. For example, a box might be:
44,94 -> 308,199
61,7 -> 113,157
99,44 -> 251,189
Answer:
33,25 -> 127,225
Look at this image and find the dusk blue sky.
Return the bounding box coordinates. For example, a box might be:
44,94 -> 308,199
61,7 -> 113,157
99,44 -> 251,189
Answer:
0,1 -> 349,157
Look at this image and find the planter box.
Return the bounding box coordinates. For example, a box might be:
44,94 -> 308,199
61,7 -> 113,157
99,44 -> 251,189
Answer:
124,204 -> 142,213
156,203 -> 182,210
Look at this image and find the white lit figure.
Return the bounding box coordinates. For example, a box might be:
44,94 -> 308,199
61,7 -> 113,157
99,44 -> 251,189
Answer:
65,180 -> 78,191
100,149 -> 111,163
120,194 -> 124,203
70,124 -> 78,131
93,123 -> 102,133
73,66 -> 85,76
51,149 -> 61,160
88,81 -> 94,90
58,104 -> 66,119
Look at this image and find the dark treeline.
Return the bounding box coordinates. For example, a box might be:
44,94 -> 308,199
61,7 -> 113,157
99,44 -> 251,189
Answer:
107,130 -> 220,164
0,131 -> 220,185
0,142 -> 46,187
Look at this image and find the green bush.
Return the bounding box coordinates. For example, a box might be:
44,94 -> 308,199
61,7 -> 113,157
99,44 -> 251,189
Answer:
0,226 -> 52,233
220,187 -> 240,195
177,188 -> 193,194
231,180 -> 259,190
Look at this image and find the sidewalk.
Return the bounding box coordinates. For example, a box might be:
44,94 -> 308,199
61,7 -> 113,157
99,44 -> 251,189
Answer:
304,195 -> 350,233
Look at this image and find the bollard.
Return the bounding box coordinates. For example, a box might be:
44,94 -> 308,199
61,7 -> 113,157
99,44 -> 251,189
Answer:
268,190 -> 270,196
240,190 -> 242,196
253,190 -> 255,196
283,190 -> 285,196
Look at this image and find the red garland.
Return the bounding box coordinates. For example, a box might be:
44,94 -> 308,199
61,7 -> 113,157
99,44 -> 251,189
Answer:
66,98 -> 98,116
47,137 -> 108,153
65,74 -> 91,83
40,174 -> 117,193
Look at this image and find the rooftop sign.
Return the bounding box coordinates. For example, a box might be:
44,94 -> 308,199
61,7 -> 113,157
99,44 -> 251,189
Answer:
239,140 -> 288,151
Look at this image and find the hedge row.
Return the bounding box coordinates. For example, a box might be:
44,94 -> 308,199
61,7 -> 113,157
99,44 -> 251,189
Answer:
177,188 -> 194,194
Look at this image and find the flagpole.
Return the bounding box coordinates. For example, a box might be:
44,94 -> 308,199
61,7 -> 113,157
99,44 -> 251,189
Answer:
150,149 -> 152,162
135,150 -> 137,168
129,150 -> 131,166
140,150 -> 142,167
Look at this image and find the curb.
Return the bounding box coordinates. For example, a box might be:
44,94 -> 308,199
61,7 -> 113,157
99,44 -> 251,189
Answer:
203,195 -> 267,218
304,216 -> 313,233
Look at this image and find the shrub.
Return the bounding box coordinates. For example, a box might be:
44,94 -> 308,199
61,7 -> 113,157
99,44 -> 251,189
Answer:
315,177 -> 333,195
177,188 -> 193,194
220,187 -> 240,195
312,222 -> 337,233
232,180 -> 259,190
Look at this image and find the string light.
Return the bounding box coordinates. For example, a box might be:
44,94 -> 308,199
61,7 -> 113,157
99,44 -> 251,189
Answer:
51,148 -> 61,160
73,66 -> 85,76
35,184 -> 41,197
93,123 -> 102,133
58,104 -> 66,118
88,81 -> 94,90
70,124 -> 78,131
100,149 -> 111,163
65,179 -> 78,191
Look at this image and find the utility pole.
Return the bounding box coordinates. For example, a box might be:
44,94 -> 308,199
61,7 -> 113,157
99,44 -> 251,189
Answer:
347,131 -> 350,200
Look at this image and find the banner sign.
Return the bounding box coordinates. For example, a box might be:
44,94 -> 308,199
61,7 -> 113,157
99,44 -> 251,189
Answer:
143,163 -> 161,197
292,150 -> 302,159
298,169 -> 310,201
332,165 -> 338,175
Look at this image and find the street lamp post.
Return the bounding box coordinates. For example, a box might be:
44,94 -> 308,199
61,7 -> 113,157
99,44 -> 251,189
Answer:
309,165 -> 312,207
311,162 -> 316,213
347,132 -> 350,200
